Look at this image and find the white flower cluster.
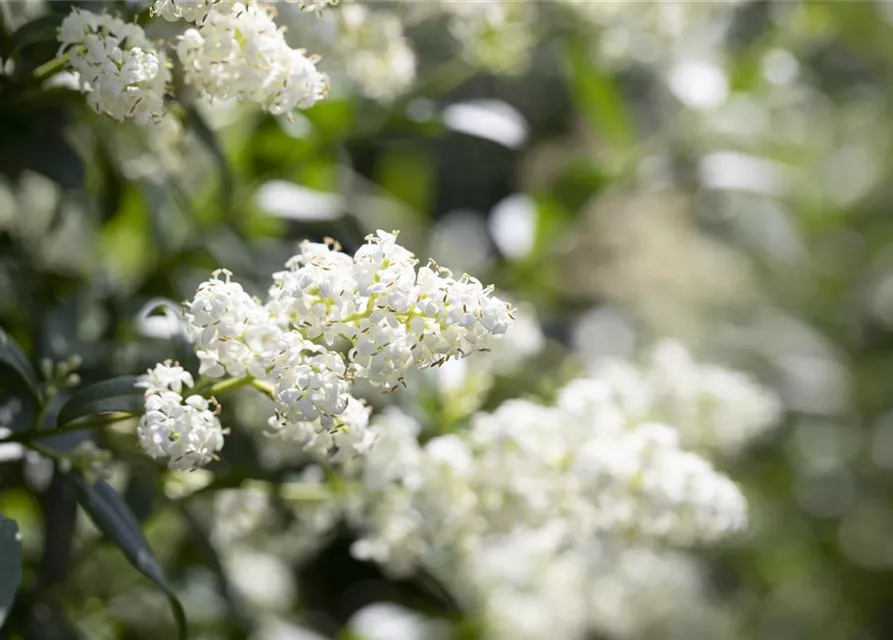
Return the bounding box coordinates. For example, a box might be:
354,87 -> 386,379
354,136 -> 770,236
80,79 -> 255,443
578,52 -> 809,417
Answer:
60,441 -> 114,484
337,341 -> 778,638
348,387 -> 747,581
590,339 -> 782,455
136,362 -> 225,469
57,9 -> 169,125
462,532 -> 706,640
175,2 -> 328,114
151,0 -> 220,24
138,231 -> 511,469
59,2 -> 328,125
207,469 -> 341,601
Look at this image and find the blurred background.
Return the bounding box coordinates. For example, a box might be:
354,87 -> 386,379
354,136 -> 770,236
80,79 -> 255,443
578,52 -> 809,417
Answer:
3,0 -> 893,638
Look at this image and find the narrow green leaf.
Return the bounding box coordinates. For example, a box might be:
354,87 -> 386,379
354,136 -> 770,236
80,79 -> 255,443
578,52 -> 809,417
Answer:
7,14 -> 64,57
0,325 -> 40,402
56,376 -> 144,429
0,514 -> 22,627
37,472 -> 78,590
69,476 -> 188,640
563,37 -> 635,149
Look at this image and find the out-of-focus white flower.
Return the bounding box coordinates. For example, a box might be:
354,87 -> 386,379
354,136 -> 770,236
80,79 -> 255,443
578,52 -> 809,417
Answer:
2,0 -> 45,31
211,477 -> 339,564
348,602 -> 450,640
558,0 -> 742,69
439,1 -> 537,74
460,526 -> 590,640
224,548 -> 296,610
107,114 -> 185,183
176,2 -> 328,115
338,341 -> 765,637
345,387 -> 749,578
136,362 -> 224,469
590,339 -> 782,455
58,8 -> 169,125
163,468 -> 214,499
584,544 -> 704,638
288,0 -> 341,16
61,441 -> 114,484
252,617 -> 330,640
338,5 -> 416,102
151,0 -> 222,24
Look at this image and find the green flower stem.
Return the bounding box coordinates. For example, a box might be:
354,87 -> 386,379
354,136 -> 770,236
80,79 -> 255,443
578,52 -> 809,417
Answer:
32,54 -> 68,81
23,441 -> 65,461
250,378 -> 275,400
194,375 -> 276,400
203,376 -> 254,397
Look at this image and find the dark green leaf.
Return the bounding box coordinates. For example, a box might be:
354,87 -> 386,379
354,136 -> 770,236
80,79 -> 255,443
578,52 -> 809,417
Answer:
38,470 -> 78,591
56,376 -> 143,429
0,514 -> 22,627
0,325 -> 40,402
69,476 -> 187,640
0,106 -> 85,190
124,472 -> 157,524
7,14 -> 64,57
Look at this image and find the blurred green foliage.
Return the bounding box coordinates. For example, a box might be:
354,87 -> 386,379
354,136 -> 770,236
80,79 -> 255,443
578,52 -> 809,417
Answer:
4,1 -> 893,639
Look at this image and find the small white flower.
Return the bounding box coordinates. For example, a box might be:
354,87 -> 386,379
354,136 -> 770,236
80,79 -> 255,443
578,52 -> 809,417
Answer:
58,8 -> 169,125
136,363 -> 224,469
175,2 -> 328,115
151,0 -> 224,24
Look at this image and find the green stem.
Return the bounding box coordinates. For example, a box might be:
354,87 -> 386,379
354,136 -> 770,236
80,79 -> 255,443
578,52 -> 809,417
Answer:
24,441 -> 65,461
203,376 -> 254,397
250,378 -> 275,400
189,377 -> 217,395
32,54 -> 68,82
337,308 -> 374,325
31,393 -> 53,432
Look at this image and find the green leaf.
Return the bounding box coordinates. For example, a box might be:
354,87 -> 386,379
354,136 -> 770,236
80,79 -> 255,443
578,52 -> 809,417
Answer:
0,514 -> 22,628
37,471 -> 78,590
7,14 -> 64,57
0,325 -> 40,402
563,36 -> 635,150
69,476 -> 187,640
56,376 -> 144,429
